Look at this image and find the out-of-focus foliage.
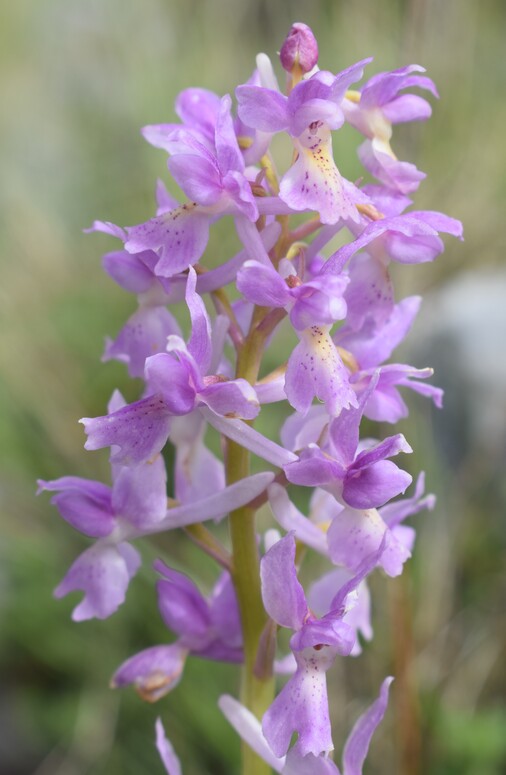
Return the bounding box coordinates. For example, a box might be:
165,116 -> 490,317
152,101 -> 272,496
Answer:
1,1 -> 504,773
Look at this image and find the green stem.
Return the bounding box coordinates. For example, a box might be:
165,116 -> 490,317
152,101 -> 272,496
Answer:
227,330 -> 275,775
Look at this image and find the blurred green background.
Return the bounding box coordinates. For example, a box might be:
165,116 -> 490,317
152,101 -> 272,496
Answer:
1,0 -> 505,773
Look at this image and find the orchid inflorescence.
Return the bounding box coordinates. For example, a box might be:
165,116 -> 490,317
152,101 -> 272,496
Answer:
38,22 -> 462,775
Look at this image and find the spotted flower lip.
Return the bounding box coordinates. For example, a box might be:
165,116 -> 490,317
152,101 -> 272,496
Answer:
284,324 -> 358,417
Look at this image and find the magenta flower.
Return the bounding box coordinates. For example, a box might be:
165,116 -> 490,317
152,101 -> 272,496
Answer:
284,373 -> 412,510
344,65 -> 439,193
259,532 -> 384,758
219,676 -> 393,774
112,564 -> 241,702
81,268 -> 259,465
125,95 -> 258,276
37,454 -> 167,620
236,60 -> 371,224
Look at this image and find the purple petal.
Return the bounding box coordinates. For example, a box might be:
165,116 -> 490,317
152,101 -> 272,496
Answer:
342,677 -> 393,775
141,122 -> 189,152
125,206 -> 211,277
255,376 -> 287,405
81,395 -> 172,465
37,476 -> 114,538
236,85 -> 289,133
255,196 -> 297,216
291,617 -> 355,654
327,506 -> 410,577
176,87 -> 221,140
289,84 -> 344,134
329,58 -> 373,103
237,260 -> 291,308
111,455 -> 167,529
201,409 -> 297,467
383,94 -> 432,124
360,64 -> 429,108
361,382 -> 409,423
327,377 -> 378,467
284,750 -> 341,775
358,141 -> 425,195
185,267 -> 212,373
329,533 -> 387,612
235,216 -> 275,266
342,252 -> 394,332
54,542 -> 141,621
343,460 -> 412,509
410,210 -> 463,239
260,533 -> 308,630
155,563 -> 211,643
360,364 -> 442,422
155,719 -> 183,775
379,472 -> 435,529
224,173 -> 259,220
284,445 -> 343,489
145,472 -> 275,532
200,378 -> 259,419
285,327 -> 357,416
280,131 -> 360,225
335,296 -> 421,370
289,275 -> 348,331
103,306 -> 181,379
268,484 -> 328,556
167,153 -> 222,206
360,184 -> 412,216
215,94 -> 244,175
84,220 -> 126,241
308,571 -> 372,656
352,433 -> 412,469
174,431 -> 225,504
262,648 -> 334,757
280,406 -> 328,452
209,573 -> 242,649
102,249 -> 155,293
112,643 -> 187,701
145,352 -> 198,412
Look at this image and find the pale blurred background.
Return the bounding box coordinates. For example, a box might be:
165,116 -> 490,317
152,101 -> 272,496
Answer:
0,1 -> 505,773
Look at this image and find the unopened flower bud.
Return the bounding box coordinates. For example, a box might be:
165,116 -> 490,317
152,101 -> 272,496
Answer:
280,23 -> 318,74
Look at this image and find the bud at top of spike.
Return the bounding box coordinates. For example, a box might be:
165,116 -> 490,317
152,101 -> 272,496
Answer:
280,23 -> 318,75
